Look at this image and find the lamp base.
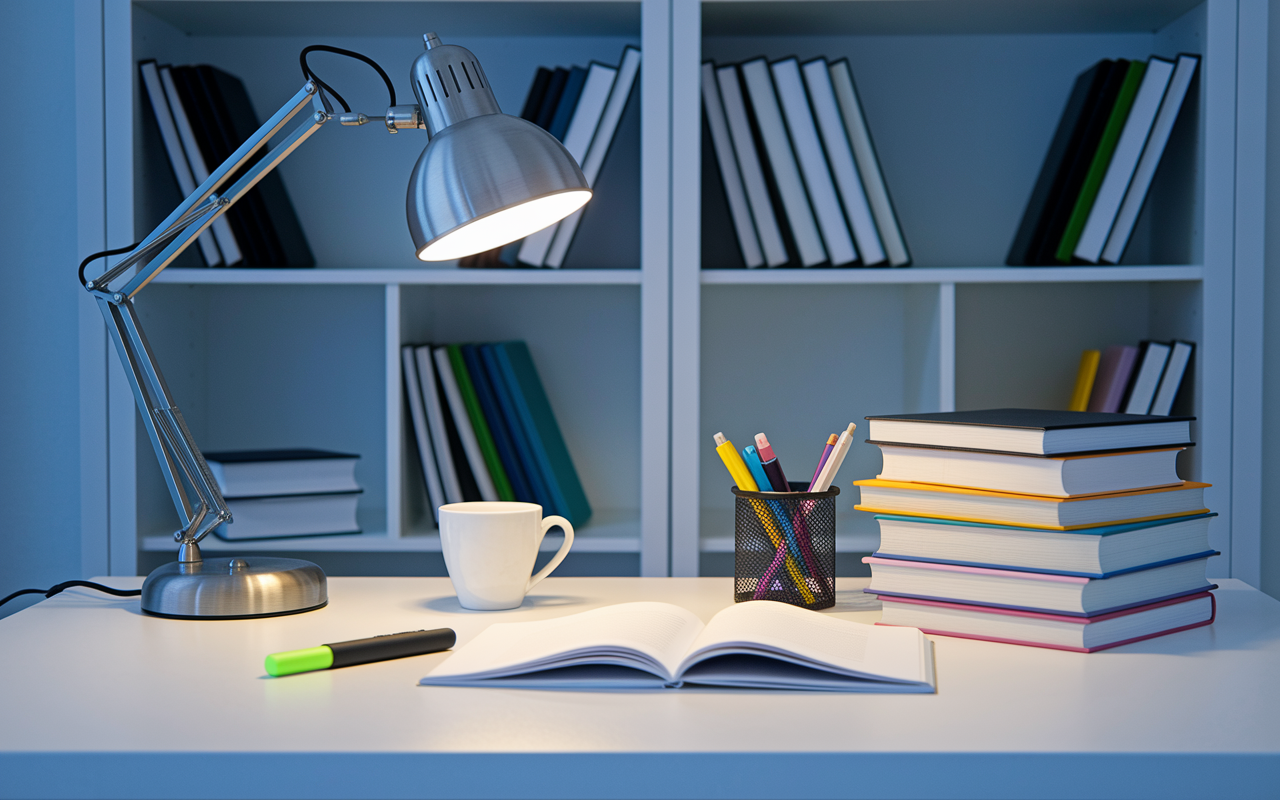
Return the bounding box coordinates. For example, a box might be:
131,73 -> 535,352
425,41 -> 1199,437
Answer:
141,556 -> 327,620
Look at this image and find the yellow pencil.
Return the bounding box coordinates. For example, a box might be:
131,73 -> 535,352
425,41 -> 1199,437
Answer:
714,433 -> 815,603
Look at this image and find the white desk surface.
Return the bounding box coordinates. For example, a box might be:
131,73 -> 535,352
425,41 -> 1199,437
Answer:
1,576 -> 1277,799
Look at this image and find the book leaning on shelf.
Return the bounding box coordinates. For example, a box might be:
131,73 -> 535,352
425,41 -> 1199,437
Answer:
701,55 -> 909,269
138,60 -> 314,268
205,449 -> 361,540
1007,53 -> 1199,266
402,340 -> 591,527
1068,339 -> 1193,415
857,408 -> 1216,652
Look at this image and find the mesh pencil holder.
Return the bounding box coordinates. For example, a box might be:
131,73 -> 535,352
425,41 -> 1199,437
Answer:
732,482 -> 838,610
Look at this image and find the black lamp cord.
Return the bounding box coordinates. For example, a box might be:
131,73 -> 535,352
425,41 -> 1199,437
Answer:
77,45 -> 394,282
0,581 -> 142,610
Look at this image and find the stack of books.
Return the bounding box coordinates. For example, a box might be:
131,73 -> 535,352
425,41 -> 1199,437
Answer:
205,449 -> 361,540
1069,340 -> 1194,415
1007,54 -> 1200,266
462,46 -> 641,269
701,57 -> 909,269
856,409 -> 1218,652
138,61 -> 314,268
402,340 -> 591,527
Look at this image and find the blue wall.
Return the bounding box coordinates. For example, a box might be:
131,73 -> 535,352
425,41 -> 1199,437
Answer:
0,1 -> 83,618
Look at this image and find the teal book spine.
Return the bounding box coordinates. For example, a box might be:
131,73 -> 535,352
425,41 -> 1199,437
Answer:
494,341 -> 592,526
481,344 -> 555,513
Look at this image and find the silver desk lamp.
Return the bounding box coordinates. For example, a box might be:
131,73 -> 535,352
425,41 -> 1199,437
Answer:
81,34 -> 590,619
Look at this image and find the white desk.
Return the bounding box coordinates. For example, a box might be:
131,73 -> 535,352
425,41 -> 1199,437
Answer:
1,576 -> 1277,799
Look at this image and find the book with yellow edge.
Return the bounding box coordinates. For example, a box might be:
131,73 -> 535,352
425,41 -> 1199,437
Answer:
854,478 -> 1210,530
1069,350 -> 1101,411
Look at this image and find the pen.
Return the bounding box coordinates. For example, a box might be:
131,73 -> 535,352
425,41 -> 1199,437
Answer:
754,433 -> 791,493
265,628 -> 456,677
714,433 -> 814,603
807,433 -> 838,491
811,422 -> 857,493
742,445 -> 774,492
745,444 -> 815,582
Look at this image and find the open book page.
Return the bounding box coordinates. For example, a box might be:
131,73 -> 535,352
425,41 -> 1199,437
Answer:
422,602 -> 705,685
676,601 -> 935,691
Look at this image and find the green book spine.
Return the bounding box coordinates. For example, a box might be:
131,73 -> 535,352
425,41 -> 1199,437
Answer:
446,344 -> 514,501
1056,59 -> 1147,263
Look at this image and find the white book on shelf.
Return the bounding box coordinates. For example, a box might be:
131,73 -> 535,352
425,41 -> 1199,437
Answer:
701,61 -> 764,268
433,346 -> 498,501
138,61 -> 223,268
157,65 -> 243,266
519,61 -> 618,267
1074,57 -> 1175,263
770,57 -> 857,267
414,345 -> 463,505
545,47 -> 642,269
1101,54 -> 1199,265
828,59 -> 910,267
801,57 -> 886,266
1123,341 -> 1173,415
717,65 -> 788,267
740,58 -> 827,267
402,346 -> 447,523
1149,341 -> 1194,417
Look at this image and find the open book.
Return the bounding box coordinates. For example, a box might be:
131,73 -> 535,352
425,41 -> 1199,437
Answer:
420,601 -> 936,692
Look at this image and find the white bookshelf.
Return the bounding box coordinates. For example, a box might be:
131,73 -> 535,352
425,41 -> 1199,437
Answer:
78,0 -> 1265,584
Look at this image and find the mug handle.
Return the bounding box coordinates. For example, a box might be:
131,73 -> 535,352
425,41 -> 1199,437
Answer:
526,515 -> 574,592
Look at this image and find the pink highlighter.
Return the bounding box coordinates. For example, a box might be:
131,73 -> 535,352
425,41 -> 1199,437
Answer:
754,433 -> 791,493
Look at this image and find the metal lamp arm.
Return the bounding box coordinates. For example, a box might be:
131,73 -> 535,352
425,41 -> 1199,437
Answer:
84,81 -> 346,553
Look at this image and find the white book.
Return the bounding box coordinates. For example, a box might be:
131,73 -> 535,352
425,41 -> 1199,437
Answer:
717,65 -> 788,267
158,65 -> 243,266
770,58 -> 857,267
422,600 -> 936,692
214,492 -> 361,540
829,59 -> 910,267
1123,341 -> 1172,415
1101,54 -> 1200,264
700,61 -> 764,268
545,48 -> 642,269
801,57 -> 886,266
433,346 -> 498,501
415,345 -> 463,505
401,346 -> 446,523
740,58 -> 827,267
138,61 -> 223,267
1149,341 -> 1194,416
204,449 -> 359,498
519,62 -> 618,267
1074,57 -> 1175,263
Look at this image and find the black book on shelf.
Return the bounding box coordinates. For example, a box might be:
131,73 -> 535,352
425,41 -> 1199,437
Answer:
547,65 -> 588,142
1007,59 -> 1110,267
701,102 -> 748,269
534,67 -> 569,131
520,67 -> 553,121
1032,59 -> 1126,266
202,65 -> 315,268
170,66 -> 272,267
433,350 -> 483,502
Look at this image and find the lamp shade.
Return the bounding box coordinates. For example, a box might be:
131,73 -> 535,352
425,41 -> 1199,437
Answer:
405,35 -> 590,261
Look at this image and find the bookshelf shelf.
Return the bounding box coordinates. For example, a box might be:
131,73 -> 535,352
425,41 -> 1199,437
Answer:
699,266 -> 1205,285
152,268 -> 643,286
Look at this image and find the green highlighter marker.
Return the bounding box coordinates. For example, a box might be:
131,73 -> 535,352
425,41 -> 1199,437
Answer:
265,628 -> 456,677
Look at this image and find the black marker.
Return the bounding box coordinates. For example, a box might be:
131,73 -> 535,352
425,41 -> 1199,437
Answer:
265,628 -> 456,676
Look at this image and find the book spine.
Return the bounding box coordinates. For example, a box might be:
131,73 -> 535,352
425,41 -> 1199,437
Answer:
717,64 -> 789,267
447,344 -> 514,501
701,61 -> 765,268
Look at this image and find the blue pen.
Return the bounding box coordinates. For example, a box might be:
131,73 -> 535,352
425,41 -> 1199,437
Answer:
743,446 -> 809,574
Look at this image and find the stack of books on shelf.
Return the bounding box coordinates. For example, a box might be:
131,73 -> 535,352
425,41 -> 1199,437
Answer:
1068,340 -> 1193,415
1007,53 -> 1200,266
205,449 -> 361,540
139,61 -> 315,269
701,57 -> 909,269
402,340 -> 591,527
855,409 -> 1217,652
462,46 -> 641,269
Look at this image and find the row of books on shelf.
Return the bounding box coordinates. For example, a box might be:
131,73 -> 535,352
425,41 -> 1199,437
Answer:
1068,340 -> 1193,416
702,57 -> 910,269
204,449 -> 362,540
402,341 -> 591,527
462,46 -> 641,269
1007,54 -> 1200,266
858,408 -> 1215,652
139,60 -> 315,268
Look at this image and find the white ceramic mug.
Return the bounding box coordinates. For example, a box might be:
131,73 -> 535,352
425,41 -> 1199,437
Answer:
438,502 -> 575,610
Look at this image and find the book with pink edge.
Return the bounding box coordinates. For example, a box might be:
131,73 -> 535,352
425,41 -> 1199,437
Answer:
874,591 -> 1216,652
